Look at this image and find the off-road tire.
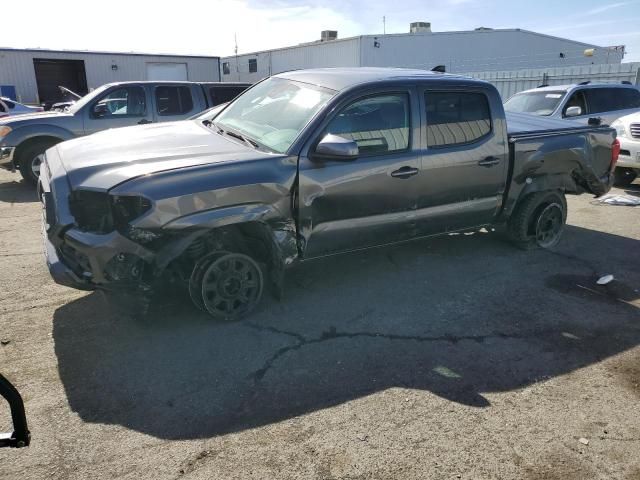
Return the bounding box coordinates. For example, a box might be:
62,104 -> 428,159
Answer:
18,139 -> 59,185
190,251 -> 264,321
508,191 -> 567,250
613,167 -> 637,187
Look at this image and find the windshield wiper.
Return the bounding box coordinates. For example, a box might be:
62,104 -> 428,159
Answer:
214,124 -> 259,149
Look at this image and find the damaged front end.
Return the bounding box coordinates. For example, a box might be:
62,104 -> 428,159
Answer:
39,160 -> 173,304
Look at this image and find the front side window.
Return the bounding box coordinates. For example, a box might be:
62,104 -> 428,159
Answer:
504,91 -> 565,116
214,77 -> 334,153
563,91 -> 587,117
426,91 -> 491,147
155,86 -> 194,115
326,93 -> 410,155
222,62 -> 230,75
91,87 -> 146,118
248,59 -> 257,73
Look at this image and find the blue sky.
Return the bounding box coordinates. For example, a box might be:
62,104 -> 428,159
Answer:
4,0 -> 640,62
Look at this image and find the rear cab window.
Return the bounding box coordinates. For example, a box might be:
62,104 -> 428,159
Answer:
425,91 -> 492,147
209,86 -> 248,106
155,86 -> 194,116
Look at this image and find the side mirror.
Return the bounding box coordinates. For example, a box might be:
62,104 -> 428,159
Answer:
313,134 -> 359,161
92,103 -> 109,117
565,106 -> 582,117
0,374 -> 30,448
588,117 -> 602,126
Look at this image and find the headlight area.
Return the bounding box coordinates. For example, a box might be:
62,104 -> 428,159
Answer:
69,190 -> 158,243
65,190 -> 162,286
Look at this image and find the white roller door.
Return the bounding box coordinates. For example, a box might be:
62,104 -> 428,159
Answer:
146,63 -> 188,81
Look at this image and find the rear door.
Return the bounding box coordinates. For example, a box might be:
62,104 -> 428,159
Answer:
298,87 -> 422,258
152,84 -> 201,122
83,85 -> 152,135
413,87 -> 508,236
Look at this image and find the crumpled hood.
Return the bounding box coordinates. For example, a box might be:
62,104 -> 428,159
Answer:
55,120 -> 270,191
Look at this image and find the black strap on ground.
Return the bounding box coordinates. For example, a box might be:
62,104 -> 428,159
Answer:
0,373 -> 30,448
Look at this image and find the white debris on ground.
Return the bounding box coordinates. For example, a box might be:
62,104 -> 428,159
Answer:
593,194 -> 640,206
597,275 -> 614,285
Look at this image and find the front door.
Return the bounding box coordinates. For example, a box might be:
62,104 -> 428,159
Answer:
83,85 -> 152,135
413,88 -> 508,236
298,89 -> 422,258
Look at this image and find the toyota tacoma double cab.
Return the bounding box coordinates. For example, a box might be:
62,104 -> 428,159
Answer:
38,68 -> 618,320
0,81 -> 250,184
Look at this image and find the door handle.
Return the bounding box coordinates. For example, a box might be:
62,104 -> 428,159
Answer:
478,156 -> 500,167
390,166 -> 419,179
138,119 -> 152,125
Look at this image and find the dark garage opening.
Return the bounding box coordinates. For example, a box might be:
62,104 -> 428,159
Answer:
33,58 -> 88,109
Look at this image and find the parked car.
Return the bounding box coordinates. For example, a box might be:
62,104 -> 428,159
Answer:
0,81 -> 251,184
38,68 -> 617,321
0,97 -> 43,118
611,111 -> 640,186
504,82 -> 640,125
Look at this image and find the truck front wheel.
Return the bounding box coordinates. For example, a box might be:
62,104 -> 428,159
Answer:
508,191 -> 567,250
189,251 -> 264,321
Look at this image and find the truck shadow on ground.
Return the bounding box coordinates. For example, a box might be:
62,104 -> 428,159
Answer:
52,225 -> 640,440
0,179 -> 37,204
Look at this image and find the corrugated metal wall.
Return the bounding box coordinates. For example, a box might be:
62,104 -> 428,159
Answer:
0,49 -> 220,104
220,38 -> 360,83
464,62 -> 640,100
360,30 -> 622,72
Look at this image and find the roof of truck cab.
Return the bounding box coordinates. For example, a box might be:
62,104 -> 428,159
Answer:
275,67 -> 479,91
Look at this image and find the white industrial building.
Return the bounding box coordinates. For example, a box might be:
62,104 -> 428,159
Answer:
0,48 -> 220,106
220,24 -> 625,83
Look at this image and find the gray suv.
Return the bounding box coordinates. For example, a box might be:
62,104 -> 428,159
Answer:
0,81 -> 250,184
504,82 -> 640,125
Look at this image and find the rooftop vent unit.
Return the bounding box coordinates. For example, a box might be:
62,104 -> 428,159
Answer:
410,22 -> 431,33
321,30 -> 338,42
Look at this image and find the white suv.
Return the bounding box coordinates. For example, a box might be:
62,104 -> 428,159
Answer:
505,82 -> 640,126
612,112 -> 640,186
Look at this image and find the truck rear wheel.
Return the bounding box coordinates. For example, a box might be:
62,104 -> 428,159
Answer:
613,167 -> 637,187
189,251 -> 264,321
508,191 -> 567,250
18,139 -> 58,185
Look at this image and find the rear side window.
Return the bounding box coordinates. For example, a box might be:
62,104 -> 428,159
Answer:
326,93 -> 410,156
616,88 -> 640,109
209,86 -> 248,106
155,86 -> 194,116
425,92 -> 491,147
585,88 -> 624,114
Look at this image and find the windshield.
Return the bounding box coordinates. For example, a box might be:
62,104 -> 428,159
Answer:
213,77 -> 335,153
504,91 -> 566,116
67,85 -> 110,114
192,102 -> 228,121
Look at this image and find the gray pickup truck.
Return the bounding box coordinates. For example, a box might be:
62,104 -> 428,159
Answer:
38,68 -> 617,320
0,81 -> 250,184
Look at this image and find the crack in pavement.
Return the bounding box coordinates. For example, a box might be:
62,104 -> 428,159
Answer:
242,318 -> 630,385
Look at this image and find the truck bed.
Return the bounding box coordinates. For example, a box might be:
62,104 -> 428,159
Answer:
506,112 -> 607,139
